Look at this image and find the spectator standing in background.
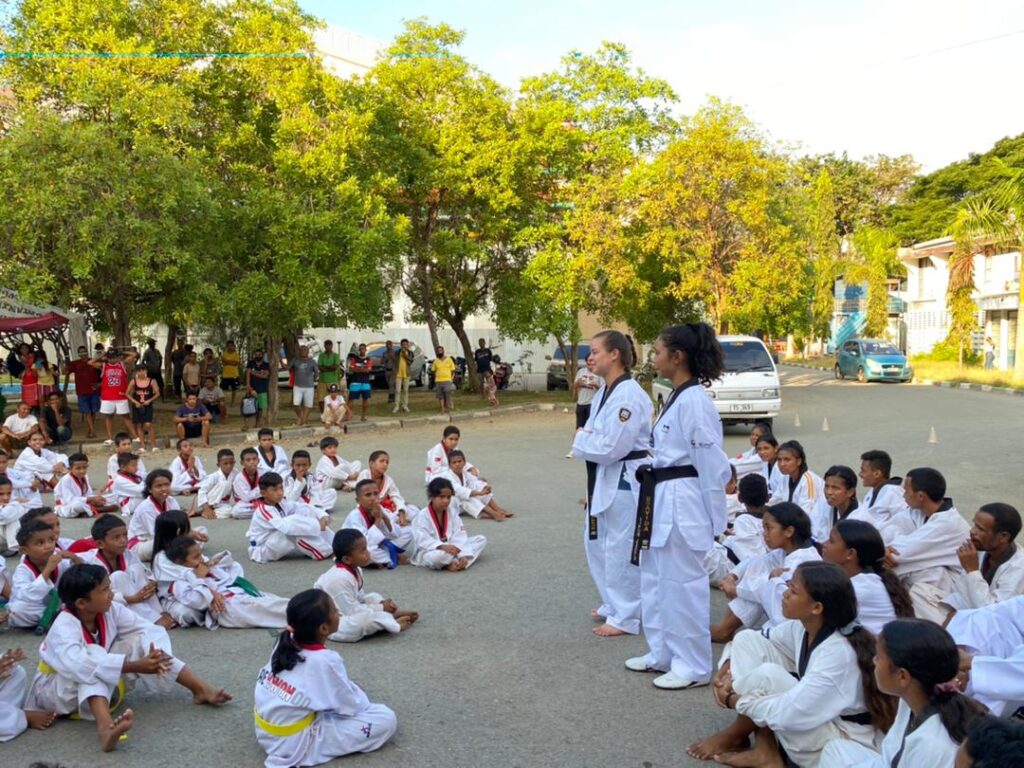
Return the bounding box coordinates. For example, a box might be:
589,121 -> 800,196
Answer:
182,349 -> 201,395
392,339 -> 414,414
170,337 -> 188,400
142,338 -> 164,398
220,340 -> 241,407
347,343 -> 373,422
91,347 -> 138,445
245,348 -> 271,426
474,338 -> 493,397
984,336 -> 996,369
63,344 -> 101,438
126,363 -> 159,452
290,345 -> 319,427
568,357 -> 601,458
316,340 -> 341,412
432,346 -> 457,415
199,347 -> 222,388
33,350 -> 58,408
383,340 -> 397,405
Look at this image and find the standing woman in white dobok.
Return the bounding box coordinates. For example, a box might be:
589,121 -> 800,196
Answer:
571,331 -> 652,638
627,323 -> 732,689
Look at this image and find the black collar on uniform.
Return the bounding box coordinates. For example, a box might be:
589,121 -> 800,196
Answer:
596,373 -> 632,415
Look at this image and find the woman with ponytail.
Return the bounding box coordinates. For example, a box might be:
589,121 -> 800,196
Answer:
255,589 -> 396,767
689,561 -> 893,766
624,323 -> 732,690
823,518 -> 914,634
571,330 -> 652,639
821,618 -> 987,767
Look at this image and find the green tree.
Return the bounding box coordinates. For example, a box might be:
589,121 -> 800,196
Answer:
807,170 -> 841,342
845,227 -> 900,339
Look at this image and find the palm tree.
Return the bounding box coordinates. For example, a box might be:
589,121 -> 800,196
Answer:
950,170 -> 1024,377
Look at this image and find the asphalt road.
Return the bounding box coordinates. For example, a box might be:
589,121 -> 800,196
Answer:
4,369 -> 1023,768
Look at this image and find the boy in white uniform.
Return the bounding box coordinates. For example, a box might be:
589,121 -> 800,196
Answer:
9,519 -> 81,629
355,449 -> 414,520
25,563 -> 231,753
424,425 -> 477,484
314,529 -> 418,642
948,596 -> 1024,717
284,450 -> 337,516
169,438 -> 207,495
885,467 -> 971,621
197,449 -> 238,519
0,449 -> 42,507
941,502 -> 1024,616
255,428 -> 290,475
342,480 -> 413,569
410,477 -> 486,570
0,648 -> 56,742
0,477 -> 27,556
851,449 -> 915,542
315,436 -> 361,493
105,432 -> 147,481
105,453 -> 146,516
245,472 -> 334,564
443,449 -> 512,521
54,454 -> 118,518
13,431 -> 68,490
231,447 -> 263,519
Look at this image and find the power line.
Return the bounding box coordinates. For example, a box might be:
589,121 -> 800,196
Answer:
0,51 -> 310,59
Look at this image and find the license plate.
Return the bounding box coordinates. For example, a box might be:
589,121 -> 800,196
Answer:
729,404 -> 754,412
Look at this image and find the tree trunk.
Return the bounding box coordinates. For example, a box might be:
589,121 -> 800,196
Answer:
164,323 -> 179,382
266,337 -> 279,425
448,314 -> 478,391
111,307 -> 131,349
555,335 -> 579,390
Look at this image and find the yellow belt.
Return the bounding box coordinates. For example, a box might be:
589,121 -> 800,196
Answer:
38,661 -> 127,715
254,707 -> 315,737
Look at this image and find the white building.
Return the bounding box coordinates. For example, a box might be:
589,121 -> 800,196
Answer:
312,25 -> 385,78
898,236 -> 1020,368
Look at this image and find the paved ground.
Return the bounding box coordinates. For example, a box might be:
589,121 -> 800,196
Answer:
4,368 -> 1023,767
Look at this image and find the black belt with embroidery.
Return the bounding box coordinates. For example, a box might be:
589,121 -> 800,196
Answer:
630,464 -> 699,564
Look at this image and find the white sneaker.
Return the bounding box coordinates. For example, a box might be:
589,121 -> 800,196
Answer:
392,408 -> 400,414
564,452 -> 574,459
652,672 -> 710,690
137,447 -> 146,453
132,437 -> 141,443
103,439 -> 114,446
625,657 -> 663,673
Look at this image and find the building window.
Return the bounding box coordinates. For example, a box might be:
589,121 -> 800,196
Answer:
917,257 -> 931,297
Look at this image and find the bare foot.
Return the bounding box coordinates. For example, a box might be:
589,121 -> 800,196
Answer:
591,608 -> 604,620
156,613 -> 178,630
593,623 -> 627,637
398,554 -> 411,565
687,729 -> 751,760
483,510 -> 507,522
397,615 -> 415,631
25,710 -> 57,730
193,686 -> 232,707
99,709 -> 134,752
714,742 -> 784,768
445,558 -> 469,572
201,507 -> 216,520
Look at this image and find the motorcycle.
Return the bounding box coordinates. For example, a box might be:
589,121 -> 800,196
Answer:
493,358 -> 512,391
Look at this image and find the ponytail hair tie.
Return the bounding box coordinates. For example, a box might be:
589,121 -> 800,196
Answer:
933,680 -> 961,695
838,620 -> 861,636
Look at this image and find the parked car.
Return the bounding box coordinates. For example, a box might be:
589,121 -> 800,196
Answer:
834,339 -> 913,383
651,335 -> 781,428
360,341 -> 428,389
546,344 -> 591,391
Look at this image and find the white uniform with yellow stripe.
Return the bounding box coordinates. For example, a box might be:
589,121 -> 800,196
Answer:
769,470 -> 824,516
254,644 -> 396,768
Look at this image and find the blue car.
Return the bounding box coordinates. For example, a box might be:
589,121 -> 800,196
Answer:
834,339 -> 913,383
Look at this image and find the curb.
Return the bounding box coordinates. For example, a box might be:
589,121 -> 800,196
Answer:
780,363 -> 1024,397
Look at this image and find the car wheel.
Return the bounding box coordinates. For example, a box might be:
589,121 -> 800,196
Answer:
856,367 -> 866,383
834,364 -> 844,380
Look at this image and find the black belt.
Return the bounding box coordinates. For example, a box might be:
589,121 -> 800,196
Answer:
840,712 -> 873,726
630,464 -> 699,564
586,451 -> 651,540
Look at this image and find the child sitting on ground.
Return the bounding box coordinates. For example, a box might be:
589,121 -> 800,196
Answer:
704,473 -> 770,586
105,452 -> 146,517
82,514 -> 174,629
285,450 -> 337,516
314,529 -> 418,642
127,470 -> 182,561
169,438 -> 207,496
246,472 -> 334,564
443,449 -> 511,522
13,431 -> 68,492
19,506 -> 75,551
314,436 -> 361,493
410,477 -> 486,571
0,477 -> 26,557
106,432 -> 147,481
342,480 -> 413,568
712,502 -> 822,643
197,449 -> 238,520
255,427 -> 290,475
810,465 -> 860,543
231,447 -> 263,519
9,519 -> 81,629
0,448 -> 42,507
320,384 -> 352,430
425,425 -> 472,484
0,647 -> 57,743
356,450 -> 415,521
157,535 -> 287,629
24,563 -> 231,752
54,453 -> 118,518
254,589 -> 396,767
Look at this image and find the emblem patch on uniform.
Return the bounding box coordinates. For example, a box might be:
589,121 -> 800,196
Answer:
618,408 -> 631,422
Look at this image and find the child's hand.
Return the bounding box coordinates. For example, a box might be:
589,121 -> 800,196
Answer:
382,599 -> 397,614
210,591 -> 226,614
0,648 -> 25,680
208,552 -> 225,567
397,510 -> 410,527
62,551 -> 82,564
319,516 -> 330,531
130,644 -> 173,676
481,485 -> 492,495
194,561 -> 211,578
191,530 -> 209,543
884,546 -> 900,568
45,551 -> 65,571
768,567 -> 787,579
439,544 -> 461,556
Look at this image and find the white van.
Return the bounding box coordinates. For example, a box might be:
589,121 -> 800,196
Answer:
651,335 -> 781,429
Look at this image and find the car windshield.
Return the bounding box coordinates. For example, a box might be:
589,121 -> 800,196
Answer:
862,342 -> 900,356
552,345 -> 590,361
722,341 -> 775,373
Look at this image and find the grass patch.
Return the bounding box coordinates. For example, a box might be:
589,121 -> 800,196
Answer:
908,359 -> 1024,390
781,357 -> 834,370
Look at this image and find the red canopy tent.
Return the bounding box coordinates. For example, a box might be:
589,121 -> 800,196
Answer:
0,312 -> 73,377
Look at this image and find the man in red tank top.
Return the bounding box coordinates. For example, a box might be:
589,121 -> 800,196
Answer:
89,347 -> 138,445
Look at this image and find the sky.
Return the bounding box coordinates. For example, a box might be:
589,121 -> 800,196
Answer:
299,0 -> 1024,172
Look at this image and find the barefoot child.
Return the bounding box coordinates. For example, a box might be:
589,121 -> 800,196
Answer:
105,433 -> 147,481
197,449 -> 238,519
0,648 -> 56,742
314,529 -> 418,642
285,450 -> 338,516
0,477 -> 27,556
104,452 -> 146,516
356,450 -> 414,520
255,428 -> 290,475
820,619 -> 987,767
169,438 -> 207,496
704,473 -> 770,586
410,477 -> 486,571
254,589 -> 397,767
689,562 -> 893,767
712,502 -> 821,643
24,563 -> 232,752
424,425 -> 476,484
231,447 -> 263,519
315,436 -> 361,493
246,473 -> 334,563
82,514 -> 174,629
54,453 -> 118,518
0,448 -> 42,507
13,431 -> 69,491
127,469 -> 181,561
19,506 -> 75,551
9,519 -> 81,629
341,480 -> 413,569
444,449 -> 511,522
157,536 -> 287,629
822,519 -> 914,634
